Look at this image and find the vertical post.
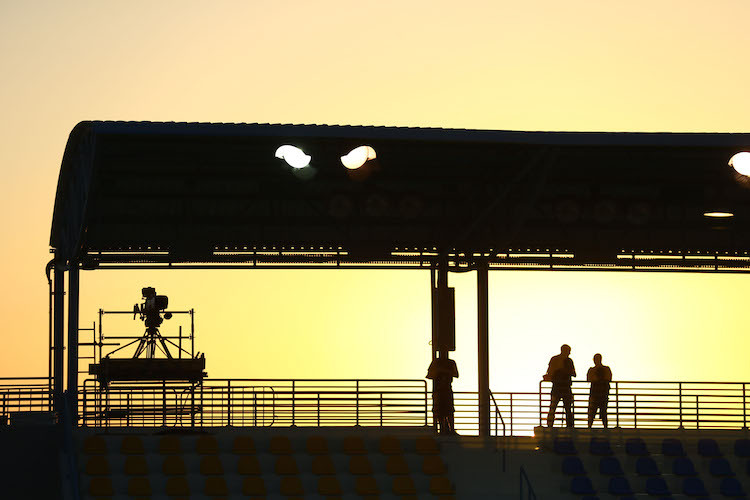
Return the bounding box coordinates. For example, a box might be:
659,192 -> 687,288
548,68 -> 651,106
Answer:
355,380 -> 360,426
162,380 -> 167,427
633,394 -> 637,428
317,393 -> 321,426
615,382 -> 620,428
291,381 -> 296,427
53,262 -> 65,414
477,259 -> 490,438
510,393 -> 514,436
227,380 -> 232,427
695,395 -> 699,430
191,386 -> 196,427
380,392 -> 383,426
743,383 -> 747,429
66,263 -> 80,424
678,382 -> 683,429
178,326 -> 182,359
538,381 -> 543,428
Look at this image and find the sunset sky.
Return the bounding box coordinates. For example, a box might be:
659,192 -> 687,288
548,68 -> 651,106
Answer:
1,1 -> 750,394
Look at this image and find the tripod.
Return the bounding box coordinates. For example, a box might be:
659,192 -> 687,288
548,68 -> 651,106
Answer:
132,325 -> 173,359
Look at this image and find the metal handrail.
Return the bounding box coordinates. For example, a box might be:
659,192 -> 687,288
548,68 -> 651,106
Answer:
519,466 -> 537,500
489,392 -> 506,474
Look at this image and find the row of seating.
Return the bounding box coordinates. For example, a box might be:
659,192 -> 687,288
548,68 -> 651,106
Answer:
553,436 -> 750,458
563,455 -> 750,478
570,474 -> 746,497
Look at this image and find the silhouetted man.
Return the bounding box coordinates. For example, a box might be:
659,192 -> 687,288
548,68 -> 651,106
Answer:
587,353 -> 612,428
427,351 -> 459,435
544,344 -> 576,428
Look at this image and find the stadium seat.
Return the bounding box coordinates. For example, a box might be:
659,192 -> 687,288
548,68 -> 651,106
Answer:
349,455 -> 373,475
645,476 -> 671,496
162,455 -> 186,475
608,476 -> 633,496
165,476 -> 190,496
232,435 -> 256,455
88,477 -> 113,497
127,476 -> 151,496
199,455 -> 224,475
280,476 -> 304,496
158,435 -> 182,455
720,477 -> 746,497
386,455 -> 410,475
698,438 -> 722,457
562,456 -> 586,475
662,438 -> 686,457
343,436 -> 367,455
306,435 -> 328,455
120,435 -> 144,455
625,437 -> 649,456
379,436 -> 403,455
599,456 -> 623,475
682,477 -> 708,496
635,456 -> 660,476
124,455 -> 148,476
196,435 -> 218,455
392,476 -> 416,495
423,455 -> 447,475
317,476 -> 342,495
270,435 -> 292,455
590,437 -> 613,456
242,476 -> 266,496
83,435 -> 107,455
85,456 -> 110,476
204,476 -> 228,496
734,439 -> 750,458
237,455 -> 262,475
709,457 -> 735,477
416,436 -> 439,455
311,455 -> 336,475
430,476 -> 455,495
554,438 -> 577,455
570,476 -> 595,495
275,455 -> 299,475
673,457 -> 697,476
355,476 -> 379,495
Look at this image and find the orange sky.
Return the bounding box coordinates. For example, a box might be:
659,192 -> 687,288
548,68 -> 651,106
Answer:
1,1 -> 749,393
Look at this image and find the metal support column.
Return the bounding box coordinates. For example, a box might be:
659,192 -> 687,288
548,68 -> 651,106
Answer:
66,263 -> 80,424
53,262 -> 65,413
477,260 -> 490,438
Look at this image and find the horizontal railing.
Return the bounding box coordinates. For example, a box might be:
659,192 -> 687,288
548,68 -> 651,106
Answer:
455,391 -> 539,436
0,377 -> 53,422
80,379 -> 428,428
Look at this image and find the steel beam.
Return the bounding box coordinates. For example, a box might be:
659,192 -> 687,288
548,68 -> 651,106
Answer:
66,263 -> 79,423
477,260 -> 490,438
53,262 -> 65,413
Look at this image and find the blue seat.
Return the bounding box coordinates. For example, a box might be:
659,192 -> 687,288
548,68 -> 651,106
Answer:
645,477 -> 671,496
626,437 -> 649,456
698,438 -> 722,458
662,438 -> 686,457
608,476 -> 633,496
599,456 -> 623,475
682,477 -> 708,496
554,438 -> 577,455
720,477 -> 746,497
709,457 -> 735,477
734,439 -> 750,458
673,457 -> 697,476
571,476 -> 596,495
636,456 -> 660,476
590,437 -> 613,456
562,456 -> 586,475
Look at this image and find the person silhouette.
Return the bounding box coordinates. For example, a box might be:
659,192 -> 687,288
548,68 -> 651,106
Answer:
544,344 -> 576,428
426,350 -> 459,435
586,353 -> 612,428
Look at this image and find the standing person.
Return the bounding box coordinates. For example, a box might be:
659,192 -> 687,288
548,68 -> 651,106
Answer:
544,344 -> 576,428
587,353 -> 612,428
426,351 -> 459,435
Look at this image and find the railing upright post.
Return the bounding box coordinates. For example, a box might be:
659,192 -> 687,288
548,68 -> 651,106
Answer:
317,392 -> 321,427
633,394 -> 637,428
227,380 -> 232,427
191,386 -> 195,427
253,390 -> 257,427
291,381 -> 296,427
162,381 -> 167,427
81,390 -> 86,427
678,382 -> 683,429
510,393 -> 514,436
538,382 -> 542,428
355,381 -> 360,426
127,393 -> 130,427
380,392 -> 383,426
615,382 -> 620,428
743,383 -> 747,429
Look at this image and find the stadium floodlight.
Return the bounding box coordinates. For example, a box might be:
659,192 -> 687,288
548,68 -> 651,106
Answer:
703,211 -> 734,218
729,152 -> 750,176
275,145 -> 311,169
341,145 -> 376,170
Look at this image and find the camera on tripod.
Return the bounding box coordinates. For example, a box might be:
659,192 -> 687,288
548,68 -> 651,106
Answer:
134,287 -> 172,329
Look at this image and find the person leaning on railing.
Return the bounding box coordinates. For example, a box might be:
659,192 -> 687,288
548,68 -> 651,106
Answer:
586,353 -> 612,428
543,344 -> 576,428
427,350 -> 459,435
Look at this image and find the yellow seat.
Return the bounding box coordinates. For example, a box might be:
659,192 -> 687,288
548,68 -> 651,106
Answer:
430,476 -> 455,495
242,476 -> 266,496
386,455 -> 410,475
415,436 -> 439,455
306,435 -> 329,455
200,455 -> 224,475
343,436 -> 366,455
159,435 -> 182,455
311,455 -> 336,475
205,476 -> 228,496
317,476 -> 342,495
232,435 -> 256,455
379,436 -> 402,455
162,455 -> 186,475
349,455 -> 372,475
124,455 -> 148,475
275,455 -> 299,475
280,476 -> 304,496
237,455 -> 262,475
196,435 -> 218,455
88,476 -> 113,496
355,476 -> 379,495
270,435 -> 292,455
121,435 -> 144,455
422,455 -> 447,475
392,476 -> 416,495
165,476 -> 190,496
85,456 -> 110,476
127,476 -> 151,496
83,435 -> 107,455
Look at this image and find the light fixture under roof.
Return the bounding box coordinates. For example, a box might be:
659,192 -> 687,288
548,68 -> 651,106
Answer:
341,145 -> 376,170
703,211 -> 734,218
275,145 -> 311,169
729,152 -> 750,176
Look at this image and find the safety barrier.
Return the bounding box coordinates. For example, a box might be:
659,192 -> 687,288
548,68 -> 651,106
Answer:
0,377 -> 53,423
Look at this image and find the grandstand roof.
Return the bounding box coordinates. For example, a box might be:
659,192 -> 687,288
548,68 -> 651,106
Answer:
51,121 -> 750,270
